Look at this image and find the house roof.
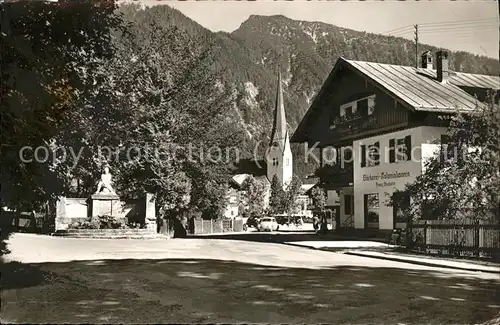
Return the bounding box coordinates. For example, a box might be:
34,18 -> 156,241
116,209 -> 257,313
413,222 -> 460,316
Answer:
420,69 -> 500,90
230,173 -> 270,190
345,59 -> 497,112
232,174 -> 251,187
292,57 -> 499,143
300,184 -> 316,193
232,158 -> 267,176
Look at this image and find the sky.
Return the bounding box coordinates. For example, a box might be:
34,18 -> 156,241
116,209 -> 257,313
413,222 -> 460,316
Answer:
129,0 -> 499,59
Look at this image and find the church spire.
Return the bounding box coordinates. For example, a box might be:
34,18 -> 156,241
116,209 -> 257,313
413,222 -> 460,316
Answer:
270,66 -> 288,147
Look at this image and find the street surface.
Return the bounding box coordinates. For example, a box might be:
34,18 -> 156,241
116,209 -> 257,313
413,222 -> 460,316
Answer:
2,233 -> 499,324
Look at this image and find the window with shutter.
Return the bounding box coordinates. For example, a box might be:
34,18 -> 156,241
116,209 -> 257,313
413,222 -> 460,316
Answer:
366,142 -> 380,167
393,135 -> 411,162
396,138 -> 406,162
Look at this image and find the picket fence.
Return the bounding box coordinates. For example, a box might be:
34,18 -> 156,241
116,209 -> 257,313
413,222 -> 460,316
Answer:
193,218 -> 244,235
408,218 -> 500,259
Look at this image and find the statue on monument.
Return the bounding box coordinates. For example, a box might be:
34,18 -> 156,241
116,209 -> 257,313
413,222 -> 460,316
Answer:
94,165 -> 117,195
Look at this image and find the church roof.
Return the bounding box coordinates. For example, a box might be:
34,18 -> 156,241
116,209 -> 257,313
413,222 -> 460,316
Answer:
270,68 -> 289,147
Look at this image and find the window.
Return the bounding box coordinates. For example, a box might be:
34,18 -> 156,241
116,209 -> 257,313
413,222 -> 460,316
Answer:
272,158 -> 278,166
340,102 -> 357,118
286,158 -> 290,166
389,135 -> 411,163
361,142 -> 380,167
358,98 -> 368,116
368,96 -> 375,115
396,138 -> 406,161
345,105 -> 353,117
440,134 -> 454,160
364,193 -> 379,228
342,146 -> 353,162
338,95 -> 375,121
368,144 -> 380,166
322,147 -> 337,166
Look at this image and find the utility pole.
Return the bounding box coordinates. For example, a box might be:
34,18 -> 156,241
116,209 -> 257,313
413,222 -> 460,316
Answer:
414,24 -> 419,68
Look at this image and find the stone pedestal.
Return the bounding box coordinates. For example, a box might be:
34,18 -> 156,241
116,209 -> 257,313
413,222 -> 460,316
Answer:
91,194 -> 122,217
55,197 -> 67,230
145,193 -> 156,232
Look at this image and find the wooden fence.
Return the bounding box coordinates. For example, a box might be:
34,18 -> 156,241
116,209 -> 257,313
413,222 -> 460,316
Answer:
407,219 -> 500,259
193,218 -> 244,235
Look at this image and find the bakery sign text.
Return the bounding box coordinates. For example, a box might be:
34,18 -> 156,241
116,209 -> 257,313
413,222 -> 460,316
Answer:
362,171 -> 411,188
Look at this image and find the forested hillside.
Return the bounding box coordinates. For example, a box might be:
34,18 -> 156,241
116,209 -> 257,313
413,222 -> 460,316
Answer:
121,5 -> 500,179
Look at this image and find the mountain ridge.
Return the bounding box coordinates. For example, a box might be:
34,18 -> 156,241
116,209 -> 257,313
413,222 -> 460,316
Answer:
119,4 -> 499,178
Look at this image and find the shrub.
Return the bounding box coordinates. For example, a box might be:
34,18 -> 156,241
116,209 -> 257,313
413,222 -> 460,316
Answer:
68,215 -> 130,230
127,221 -> 144,229
68,218 -> 99,229
98,215 -> 123,229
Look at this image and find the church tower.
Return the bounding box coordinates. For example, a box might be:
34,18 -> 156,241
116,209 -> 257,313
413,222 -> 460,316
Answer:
267,68 -> 293,189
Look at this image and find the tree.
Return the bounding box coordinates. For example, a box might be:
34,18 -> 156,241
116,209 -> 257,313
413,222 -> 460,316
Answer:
311,186 -> 326,211
269,175 -> 285,215
117,5 -> 244,219
282,176 -> 303,215
239,176 -> 266,217
50,4 -> 244,220
390,94 -> 500,223
1,0 -> 123,210
269,175 -> 303,215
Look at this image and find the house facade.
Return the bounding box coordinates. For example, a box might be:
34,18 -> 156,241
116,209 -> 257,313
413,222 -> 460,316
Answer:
292,50 -> 499,230
223,186 -> 240,219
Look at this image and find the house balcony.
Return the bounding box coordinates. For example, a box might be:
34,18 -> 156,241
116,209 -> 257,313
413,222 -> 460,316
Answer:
314,163 -> 353,188
329,113 -> 378,135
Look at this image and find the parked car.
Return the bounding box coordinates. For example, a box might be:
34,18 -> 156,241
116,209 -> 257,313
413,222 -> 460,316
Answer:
245,216 -> 260,229
258,217 -> 279,232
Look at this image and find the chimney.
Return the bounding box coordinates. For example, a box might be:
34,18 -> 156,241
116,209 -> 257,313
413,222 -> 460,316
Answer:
436,50 -> 449,82
421,51 -> 433,70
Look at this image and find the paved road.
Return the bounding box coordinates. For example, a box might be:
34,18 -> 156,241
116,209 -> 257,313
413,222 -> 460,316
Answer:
3,233 -> 498,278
2,234 -> 500,324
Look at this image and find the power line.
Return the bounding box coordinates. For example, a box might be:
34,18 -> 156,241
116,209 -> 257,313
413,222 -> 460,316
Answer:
381,25 -> 413,35
418,18 -> 498,27
241,18 -> 497,68
414,24 -> 418,68
419,24 -> 498,32
381,18 -> 498,36
389,30 -> 413,37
